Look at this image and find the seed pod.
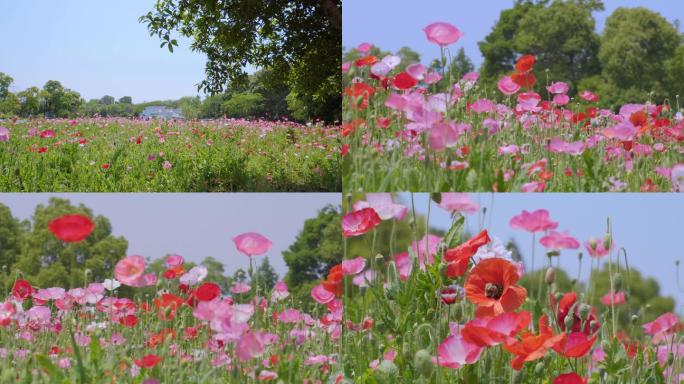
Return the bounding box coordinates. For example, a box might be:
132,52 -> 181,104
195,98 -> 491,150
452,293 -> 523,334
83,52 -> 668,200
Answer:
414,349 -> 434,378
545,267 -> 555,285
534,362 -> 544,375
564,314 -> 574,330
578,304 -> 591,321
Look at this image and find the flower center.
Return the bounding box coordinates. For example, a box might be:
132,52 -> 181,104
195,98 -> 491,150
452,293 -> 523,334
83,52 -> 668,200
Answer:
485,283 -> 503,299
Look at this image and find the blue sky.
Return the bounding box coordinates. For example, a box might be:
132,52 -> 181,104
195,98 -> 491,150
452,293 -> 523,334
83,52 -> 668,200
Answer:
0,0 -> 207,102
399,193 -> 683,311
343,0 -> 683,68
0,193 -> 340,279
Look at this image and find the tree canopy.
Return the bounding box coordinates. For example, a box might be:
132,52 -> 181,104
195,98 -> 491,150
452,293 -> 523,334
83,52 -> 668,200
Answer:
140,0 -> 341,123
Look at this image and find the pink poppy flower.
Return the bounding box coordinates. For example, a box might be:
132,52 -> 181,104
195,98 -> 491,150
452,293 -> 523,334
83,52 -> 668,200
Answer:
546,82 -> 569,94
357,42 -> 373,53
497,76 -> 520,96
423,22 -> 463,46
231,282 -> 251,294
233,232 -> 273,257
179,265 -> 207,285
114,255 -> 157,287
509,209 -> 558,233
236,332 -> 265,361
553,372 -> 587,384
671,164 -> 684,192
33,287 -> 66,301
277,309 -> 301,323
498,144 -> 519,155
406,63 -> 427,81
371,61 -> 391,77
553,94 -> 570,105
341,62 -> 351,73
353,193 -> 407,221
342,208 -> 381,237
540,231 -> 580,250
600,291 -> 626,305
437,193 -> 479,214
411,234 -> 442,266
311,284 -> 334,304
584,237 -> 611,258
603,120 -> 636,141
461,311 -> 531,347
258,370 -> 278,380
342,257 -> 366,276
394,252 -> 411,281
428,122 -> 459,151
436,334 -> 483,368
165,254 -> 184,268
271,281 -> 289,301
580,90 -> 599,102
40,129 -> 56,138
469,99 -> 495,114
424,71 -> 442,84
0,127 -> 9,142
643,313 -> 681,344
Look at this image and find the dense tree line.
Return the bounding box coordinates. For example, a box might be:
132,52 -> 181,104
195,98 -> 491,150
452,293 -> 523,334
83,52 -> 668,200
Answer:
0,68 -> 317,122
344,0 -> 684,110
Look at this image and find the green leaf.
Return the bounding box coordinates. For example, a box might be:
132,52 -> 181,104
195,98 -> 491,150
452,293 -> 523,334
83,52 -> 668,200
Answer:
442,215 -> 465,249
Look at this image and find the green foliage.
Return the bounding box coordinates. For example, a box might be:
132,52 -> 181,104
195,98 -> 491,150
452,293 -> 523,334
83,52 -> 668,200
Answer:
3,198 -> 128,289
222,92 -> 266,118
0,92 -> 21,116
255,257 -> 279,292
283,205 -> 342,304
139,0 -> 341,123
0,72 -> 13,100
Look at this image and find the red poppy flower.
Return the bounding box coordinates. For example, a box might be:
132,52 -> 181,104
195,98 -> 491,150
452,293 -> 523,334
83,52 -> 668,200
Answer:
461,311 -> 531,347
48,214 -> 95,243
444,230 -> 490,278
553,332 -> 597,358
551,292 -> 599,335
504,315 -> 566,370
153,293 -> 185,321
195,282 -> 221,302
355,55 -> 378,67
101,163 -> 110,170
553,373 -> 587,384
119,314 -> 138,328
37,146 -> 48,153
134,354 -> 162,368
392,72 -> 418,90
321,264 -> 343,297
345,82 -> 375,110
12,279 -> 33,301
465,258 -> 527,317
515,55 -> 536,73
342,208 -> 381,237
511,72 -> 536,89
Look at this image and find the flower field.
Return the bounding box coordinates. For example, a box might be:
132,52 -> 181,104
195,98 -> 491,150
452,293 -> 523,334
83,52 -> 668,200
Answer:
341,193 -> 683,383
0,214 -> 343,383
342,22 -> 684,192
0,118 -> 340,192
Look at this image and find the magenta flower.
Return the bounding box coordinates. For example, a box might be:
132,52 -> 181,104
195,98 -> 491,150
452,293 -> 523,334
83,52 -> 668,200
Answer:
428,122 -> 459,151
165,254 -> 184,268
162,160 -> 172,170
546,82 -> 569,94
230,282 -> 251,294
469,99 -> 495,114
584,237 -> 611,258
411,234 -> 442,266
233,232 -> 272,257
423,22 -> 463,46
393,252 -> 412,281
342,257 -> 366,276
437,193 -> 479,214
540,231 -> 580,250
509,209 -> 558,233
643,313 -> 681,344
356,42 -> 373,53
236,331 -> 265,361
600,291 -> 626,305
0,127 -> 9,142
352,193 -> 407,221
406,63 -> 427,81
342,208 -> 381,237
436,334 -> 483,368
671,164 -> 684,192
311,284 -> 334,304
114,255 -> 157,287
497,76 -> 520,96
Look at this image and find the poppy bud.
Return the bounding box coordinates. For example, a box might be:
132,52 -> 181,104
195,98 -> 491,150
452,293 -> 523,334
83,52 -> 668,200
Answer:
564,314 -> 574,330
603,234 -> 612,250
547,250 -> 560,258
667,352 -> 675,366
588,239 -> 598,251
612,273 -> 623,292
577,252 -> 583,261
386,261 -> 399,287
414,349 -> 434,378
578,304 -> 591,321
645,304 -> 651,311
676,259 -> 680,267
554,292 -> 563,302
534,362 -> 544,375
377,360 -> 398,377
374,254 -> 384,265
631,315 -> 639,324
544,267 -> 555,285
512,370 -> 524,384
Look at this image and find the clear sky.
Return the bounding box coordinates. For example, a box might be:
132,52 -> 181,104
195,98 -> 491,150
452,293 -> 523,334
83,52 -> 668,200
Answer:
399,193 -> 683,311
0,0 -> 207,102
0,193 -> 340,280
343,0 -> 684,68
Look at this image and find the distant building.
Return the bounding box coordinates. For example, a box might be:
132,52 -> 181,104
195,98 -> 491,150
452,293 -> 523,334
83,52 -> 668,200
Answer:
140,106 -> 184,120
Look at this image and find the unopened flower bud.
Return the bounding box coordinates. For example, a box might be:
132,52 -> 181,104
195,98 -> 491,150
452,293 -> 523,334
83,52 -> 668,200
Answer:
534,362 -> 544,375
603,234 -> 612,250
377,360 -> 398,377
547,250 -> 560,258
612,273 -> 623,292
631,315 -> 639,324
545,267 -> 555,285
414,349 -> 434,378
564,314 -> 574,330
578,304 -> 591,321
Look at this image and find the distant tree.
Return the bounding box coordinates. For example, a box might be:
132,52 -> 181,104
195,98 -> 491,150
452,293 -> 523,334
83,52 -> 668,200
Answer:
222,93 -> 266,118
201,94 -> 227,118
11,198 -> 128,289
0,204 -> 26,290
0,72 -> 13,100
395,46 -> 422,72
597,7 -> 680,107
118,96 -> 133,104
100,95 -> 115,105
17,87 -> 41,117
666,45 -> 684,103
255,257 -> 278,292
447,47 -> 475,79
140,0 -> 341,123
0,93 -> 20,116
41,80 -> 83,117
201,256 -> 234,293
178,96 -> 202,119
480,0 -> 603,93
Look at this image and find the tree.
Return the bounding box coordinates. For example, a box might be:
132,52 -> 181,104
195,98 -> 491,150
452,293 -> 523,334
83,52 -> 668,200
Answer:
666,45 -> 684,102
140,0 -> 341,123
0,72 -> 13,100
17,87 -> 41,117
41,80 -> 83,117
283,205 -> 342,290
222,93 -> 266,118
118,96 -> 133,104
255,257 -> 278,292
447,47 -> 475,80
479,0 -> 603,93
178,96 -> 202,119
100,95 -> 115,105
11,198 -> 128,289
0,204 -> 25,290
0,93 -> 20,116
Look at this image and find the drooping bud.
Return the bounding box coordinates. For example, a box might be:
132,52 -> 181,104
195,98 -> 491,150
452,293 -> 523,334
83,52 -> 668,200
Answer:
545,267 -> 555,285
414,349 -> 434,378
